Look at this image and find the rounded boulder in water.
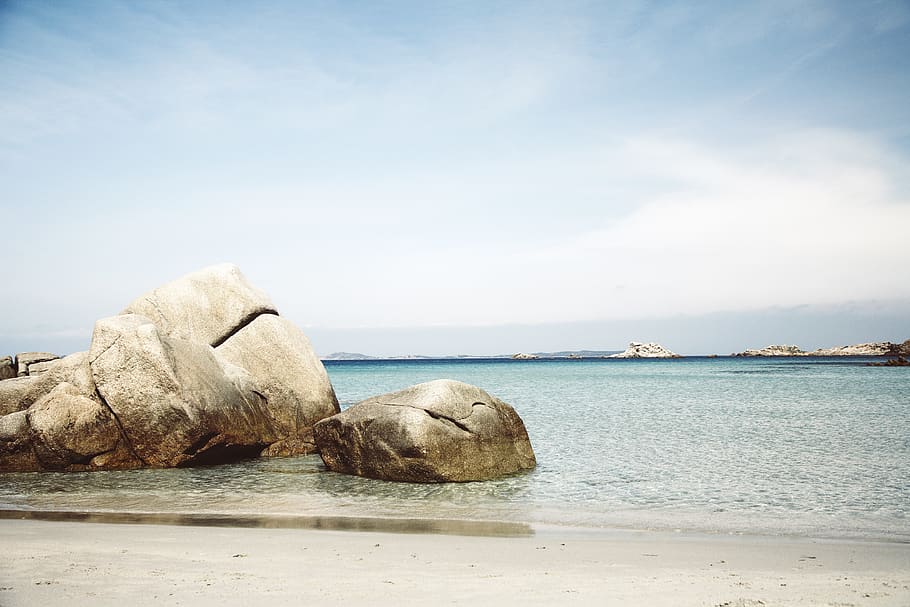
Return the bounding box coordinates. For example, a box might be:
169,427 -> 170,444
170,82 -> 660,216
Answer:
314,379 -> 536,482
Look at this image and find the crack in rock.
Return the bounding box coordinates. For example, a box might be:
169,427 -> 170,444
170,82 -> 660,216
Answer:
380,402 -> 473,433
211,309 -> 279,348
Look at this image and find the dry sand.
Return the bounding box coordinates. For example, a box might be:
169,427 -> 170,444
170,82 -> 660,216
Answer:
1,517 -> 908,606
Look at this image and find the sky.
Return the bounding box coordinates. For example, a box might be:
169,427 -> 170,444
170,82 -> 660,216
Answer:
1,0 -> 909,356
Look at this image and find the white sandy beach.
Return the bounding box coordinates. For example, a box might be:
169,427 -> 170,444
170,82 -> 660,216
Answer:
1,519 -> 908,606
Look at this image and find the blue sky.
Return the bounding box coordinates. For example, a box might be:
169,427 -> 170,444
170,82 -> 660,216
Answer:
2,1 -> 909,356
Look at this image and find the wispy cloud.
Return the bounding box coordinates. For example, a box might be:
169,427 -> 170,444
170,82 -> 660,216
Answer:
1,2 -> 909,350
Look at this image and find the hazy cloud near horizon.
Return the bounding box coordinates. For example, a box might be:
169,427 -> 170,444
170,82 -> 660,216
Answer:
1,1 -> 908,356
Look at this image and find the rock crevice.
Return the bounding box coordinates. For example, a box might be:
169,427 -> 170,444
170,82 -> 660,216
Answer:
211,309 -> 280,349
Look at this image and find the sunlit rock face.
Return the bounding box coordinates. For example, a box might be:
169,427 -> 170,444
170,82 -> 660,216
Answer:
314,379 -> 536,483
0,264 -> 339,472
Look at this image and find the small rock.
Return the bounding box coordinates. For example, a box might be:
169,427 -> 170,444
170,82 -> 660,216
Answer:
14,352 -> 60,377
0,356 -> 15,381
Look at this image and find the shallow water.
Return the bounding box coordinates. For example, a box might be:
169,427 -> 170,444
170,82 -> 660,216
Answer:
2,357 -> 908,540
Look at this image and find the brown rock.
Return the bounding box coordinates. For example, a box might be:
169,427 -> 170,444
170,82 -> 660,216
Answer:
14,352 -> 60,376
0,411 -> 40,471
0,356 -> 15,381
89,314 -> 280,468
26,382 -> 138,471
0,352 -> 96,416
215,314 -> 339,454
314,379 -> 536,482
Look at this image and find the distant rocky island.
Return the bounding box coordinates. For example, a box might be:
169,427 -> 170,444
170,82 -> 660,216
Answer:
511,343 -> 681,360
324,350 -> 623,361
733,340 -> 910,357
609,342 -> 681,358
323,339 -> 910,361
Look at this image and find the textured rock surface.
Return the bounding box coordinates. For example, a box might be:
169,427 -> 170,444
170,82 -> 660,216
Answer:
121,263 -> 277,346
26,382 -> 137,471
0,356 -> 15,381
26,359 -> 61,376
89,314 -> 279,468
0,352 -> 95,417
14,352 -> 59,376
609,342 -> 681,358
511,353 -> 539,360
215,314 -> 339,455
0,411 -> 40,470
314,379 -> 536,482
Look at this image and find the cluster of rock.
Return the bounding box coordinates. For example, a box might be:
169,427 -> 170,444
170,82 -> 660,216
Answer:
0,264 -> 340,472
511,353 -> 539,360
1,264 -> 536,483
734,341 -> 910,357
0,352 -> 62,380
609,342 -> 681,358
734,344 -> 805,357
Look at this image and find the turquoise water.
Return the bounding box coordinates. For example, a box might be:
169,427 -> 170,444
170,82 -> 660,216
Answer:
2,357 -> 908,540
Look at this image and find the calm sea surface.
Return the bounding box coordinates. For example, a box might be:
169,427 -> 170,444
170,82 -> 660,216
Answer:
2,357 -> 908,540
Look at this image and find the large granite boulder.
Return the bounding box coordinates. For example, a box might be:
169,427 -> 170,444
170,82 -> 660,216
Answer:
314,379 -> 536,482
215,314 -> 339,455
122,263 -> 276,346
89,314 -> 281,467
0,264 -> 339,472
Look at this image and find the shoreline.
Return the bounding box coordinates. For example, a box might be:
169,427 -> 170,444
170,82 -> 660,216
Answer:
2,518 -> 908,606
2,507 -> 908,545
3,507 -> 909,544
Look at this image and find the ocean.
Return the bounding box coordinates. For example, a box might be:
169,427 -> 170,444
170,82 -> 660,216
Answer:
2,357 -> 908,540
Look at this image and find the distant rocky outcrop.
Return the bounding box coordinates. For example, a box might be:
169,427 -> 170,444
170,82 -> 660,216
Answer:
867,356 -> 909,367
734,340 -> 908,357
807,342 -> 894,356
734,345 -> 806,357
0,264 -> 339,472
887,340 -> 910,357
321,352 -> 376,361
609,342 -> 681,358
511,353 -> 539,360
314,379 -> 536,482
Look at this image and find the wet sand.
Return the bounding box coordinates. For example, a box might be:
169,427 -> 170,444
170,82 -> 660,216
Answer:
1,518 -> 908,606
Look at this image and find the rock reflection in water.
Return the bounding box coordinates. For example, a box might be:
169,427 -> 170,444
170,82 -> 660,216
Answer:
0,509 -> 533,537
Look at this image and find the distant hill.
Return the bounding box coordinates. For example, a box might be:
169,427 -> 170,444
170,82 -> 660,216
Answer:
321,352 -> 376,360
531,350 -> 622,358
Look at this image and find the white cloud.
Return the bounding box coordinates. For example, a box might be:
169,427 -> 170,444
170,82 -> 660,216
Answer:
522,129 -> 910,319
